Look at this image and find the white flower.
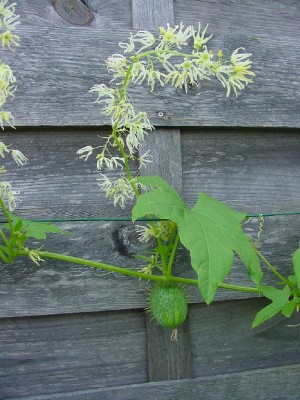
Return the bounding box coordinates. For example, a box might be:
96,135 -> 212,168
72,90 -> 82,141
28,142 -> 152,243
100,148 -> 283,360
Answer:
0,1 -> 17,19
191,23 -> 212,51
0,110 -> 15,128
11,149 -> 28,166
131,60 -> 148,84
214,49 -> 255,97
136,224 -> 155,243
97,174 -> 136,208
157,23 -> 192,50
119,33 -> 135,53
77,145 -> 94,160
138,150 -> 152,169
106,54 -> 128,80
230,48 -> 253,66
0,141 -> 9,157
0,180 -> 15,211
134,31 -> 156,52
122,112 -> 153,154
147,69 -> 165,91
96,153 -> 124,170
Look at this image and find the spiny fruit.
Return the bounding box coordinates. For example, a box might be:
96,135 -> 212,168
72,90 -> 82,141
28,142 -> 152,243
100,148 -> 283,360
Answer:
148,283 -> 188,329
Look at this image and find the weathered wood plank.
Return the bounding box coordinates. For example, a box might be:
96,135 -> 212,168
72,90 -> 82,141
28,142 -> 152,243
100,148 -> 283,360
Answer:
174,0 -> 300,39
16,0 -> 132,29
139,130 -> 191,381
11,364 -> 300,399
181,129 -> 300,213
132,0 -> 174,29
4,24 -> 300,127
0,310 -> 147,399
189,298 -> 300,377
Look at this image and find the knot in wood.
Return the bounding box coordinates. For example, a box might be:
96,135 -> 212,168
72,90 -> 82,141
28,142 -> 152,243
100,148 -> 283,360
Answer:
53,0 -> 93,25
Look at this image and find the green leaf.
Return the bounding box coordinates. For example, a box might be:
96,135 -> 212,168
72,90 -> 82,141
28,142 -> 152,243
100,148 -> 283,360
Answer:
133,176 -> 262,304
252,285 -> 291,328
7,213 -> 67,240
292,247 -> 300,291
281,298 -> 299,317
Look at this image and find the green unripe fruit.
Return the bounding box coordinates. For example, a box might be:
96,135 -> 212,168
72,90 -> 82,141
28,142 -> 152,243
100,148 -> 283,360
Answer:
148,284 -> 188,329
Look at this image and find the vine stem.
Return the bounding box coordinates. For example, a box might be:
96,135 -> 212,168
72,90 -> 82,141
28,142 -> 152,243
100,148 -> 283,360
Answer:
17,248 -> 259,294
109,54 -> 169,273
255,249 -> 291,286
166,232 -> 180,280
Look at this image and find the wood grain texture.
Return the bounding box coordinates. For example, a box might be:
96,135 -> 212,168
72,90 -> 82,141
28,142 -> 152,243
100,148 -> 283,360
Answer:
132,0 -> 174,29
3,299 -> 299,399
181,129 -> 300,212
4,4 -> 299,127
139,130 -> 191,381
16,0 -> 132,29
0,310 -> 147,399
190,298 -> 300,377
174,0 -> 300,38
11,364 -> 300,399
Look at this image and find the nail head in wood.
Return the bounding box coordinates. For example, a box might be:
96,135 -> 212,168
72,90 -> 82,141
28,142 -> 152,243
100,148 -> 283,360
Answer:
53,0 -> 93,25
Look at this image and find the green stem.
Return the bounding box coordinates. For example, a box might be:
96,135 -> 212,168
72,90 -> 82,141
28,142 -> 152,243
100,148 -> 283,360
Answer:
18,248 -> 260,294
0,198 -> 12,232
109,56 -> 169,274
166,232 -> 180,280
0,228 -> 9,247
256,249 -> 291,286
0,248 -> 10,263
19,249 -> 167,283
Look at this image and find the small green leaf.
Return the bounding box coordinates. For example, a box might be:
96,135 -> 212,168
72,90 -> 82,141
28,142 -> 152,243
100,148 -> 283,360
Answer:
6,213 -> 67,240
292,247 -> 300,290
287,274 -> 297,285
133,176 -> 262,304
281,298 -> 299,317
252,285 -> 291,328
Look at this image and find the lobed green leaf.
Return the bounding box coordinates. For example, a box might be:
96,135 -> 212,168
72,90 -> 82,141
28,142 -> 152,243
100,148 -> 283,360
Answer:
292,247 -> 300,291
252,285 -> 291,328
133,176 -> 262,304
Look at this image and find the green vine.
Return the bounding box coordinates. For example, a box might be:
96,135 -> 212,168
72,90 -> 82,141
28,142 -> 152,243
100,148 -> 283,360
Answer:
1,17 -> 300,330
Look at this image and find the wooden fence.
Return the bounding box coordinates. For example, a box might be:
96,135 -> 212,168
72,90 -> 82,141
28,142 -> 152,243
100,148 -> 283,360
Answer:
0,0 -> 299,398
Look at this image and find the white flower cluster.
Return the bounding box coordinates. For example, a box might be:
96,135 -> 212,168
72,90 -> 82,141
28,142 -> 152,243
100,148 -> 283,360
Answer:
0,0 -> 19,49
97,174 -> 136,209
114,22 -> 255,96
0,180 -> 16,210
136,221 -> 177,243
0,141 -> 28,167
0,0 -> 19,128
80,22 -> 255,209
0,2 -> 26,211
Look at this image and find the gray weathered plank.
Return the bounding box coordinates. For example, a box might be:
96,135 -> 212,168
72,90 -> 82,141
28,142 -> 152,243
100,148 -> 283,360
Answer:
0,310 -> 147,399
9,364 -> 300,399
132,0 -> 174,29
3,23 -> 300,127
181,129 -> 300,213
140,131 -> 191,381
16,0 -> 132,29
174,0 -> 300,38
140,130 -> 192,381
2,298 -> 299,399
190,298 -> 300,377
132,0 -> 191,382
